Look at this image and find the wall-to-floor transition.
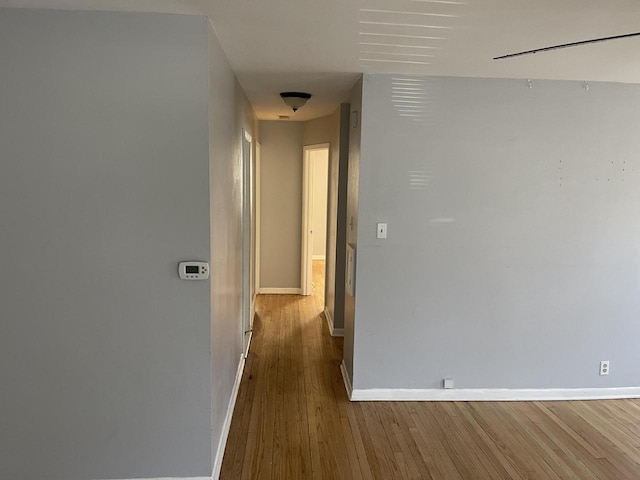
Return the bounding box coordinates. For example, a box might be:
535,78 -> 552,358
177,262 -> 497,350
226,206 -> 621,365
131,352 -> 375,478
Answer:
207,17 -> 259,480
344,74 -> 640,399
0,8 -> 256,479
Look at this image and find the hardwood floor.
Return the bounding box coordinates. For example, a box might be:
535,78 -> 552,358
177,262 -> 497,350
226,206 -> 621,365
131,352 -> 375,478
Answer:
221,262 -> 640,479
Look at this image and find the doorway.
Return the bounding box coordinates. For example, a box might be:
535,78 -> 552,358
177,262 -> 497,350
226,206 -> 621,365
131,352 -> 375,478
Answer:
301,144 -> 330,298
242,129 -> 255,357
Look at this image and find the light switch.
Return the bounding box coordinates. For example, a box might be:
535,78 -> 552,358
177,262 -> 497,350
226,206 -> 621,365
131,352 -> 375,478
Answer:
377,223 -> 388,239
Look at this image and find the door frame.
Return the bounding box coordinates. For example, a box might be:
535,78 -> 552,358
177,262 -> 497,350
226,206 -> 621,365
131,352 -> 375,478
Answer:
255,141 -> 261,295
242,129 -> 254,357
301,143 -> 330,296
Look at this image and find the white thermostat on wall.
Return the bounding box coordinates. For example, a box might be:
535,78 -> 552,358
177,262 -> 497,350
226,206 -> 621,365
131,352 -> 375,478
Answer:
179,261 -> 210,280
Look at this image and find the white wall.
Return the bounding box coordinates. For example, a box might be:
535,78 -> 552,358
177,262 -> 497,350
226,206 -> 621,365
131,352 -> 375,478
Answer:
350,74 -> 640,392
311,150 -> 329,258
0,9 -> 212,479
259,121 -> 303,289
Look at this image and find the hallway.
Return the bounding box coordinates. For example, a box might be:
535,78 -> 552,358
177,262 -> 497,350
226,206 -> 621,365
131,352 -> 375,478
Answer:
220,260 -> 349,479
220,263 -> 640,480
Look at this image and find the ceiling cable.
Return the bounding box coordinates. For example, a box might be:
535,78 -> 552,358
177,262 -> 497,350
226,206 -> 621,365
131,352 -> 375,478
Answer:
494,32 -> 640,60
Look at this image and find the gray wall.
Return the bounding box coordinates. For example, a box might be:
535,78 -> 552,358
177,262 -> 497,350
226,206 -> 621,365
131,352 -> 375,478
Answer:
351,74 -> 640,390
344,80 -> 363,381
0,9 -> 211,479
208,21 -> 258,475
335,104 -> 351,331
259,121 -> 304,289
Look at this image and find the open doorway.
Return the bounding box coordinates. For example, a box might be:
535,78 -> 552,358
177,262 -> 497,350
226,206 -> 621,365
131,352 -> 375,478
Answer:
242,129 -> 255,358
301,144 -> 330,299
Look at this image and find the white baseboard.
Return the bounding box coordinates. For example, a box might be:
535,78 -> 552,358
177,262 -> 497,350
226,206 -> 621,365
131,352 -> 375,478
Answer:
99,354 -> 248,480
340,360 -> 353,400
212,353 -> 246,479
244,331 -> 253,359
259,288 -> 301,295
349,386 -> 640,402
312,255 -> 326,260
323,307 -> 344,337
96,478 -> 210,480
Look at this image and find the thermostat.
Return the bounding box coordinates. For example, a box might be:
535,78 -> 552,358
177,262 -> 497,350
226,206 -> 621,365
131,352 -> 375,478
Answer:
179,261 -> 209,280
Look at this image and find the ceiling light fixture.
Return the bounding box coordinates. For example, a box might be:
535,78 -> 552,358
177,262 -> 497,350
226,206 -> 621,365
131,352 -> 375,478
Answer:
280,92 -> 311,112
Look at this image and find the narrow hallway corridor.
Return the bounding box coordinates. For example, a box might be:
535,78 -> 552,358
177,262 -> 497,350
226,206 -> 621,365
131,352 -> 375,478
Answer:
220,260 -> 358,479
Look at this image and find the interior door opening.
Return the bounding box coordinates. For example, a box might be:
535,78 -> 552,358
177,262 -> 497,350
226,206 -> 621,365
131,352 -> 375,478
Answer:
302,144 -> 330,302
242,129 -> 255,358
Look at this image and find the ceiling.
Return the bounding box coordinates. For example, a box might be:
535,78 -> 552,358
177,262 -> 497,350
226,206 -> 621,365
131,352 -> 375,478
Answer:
2,0 -> 640,120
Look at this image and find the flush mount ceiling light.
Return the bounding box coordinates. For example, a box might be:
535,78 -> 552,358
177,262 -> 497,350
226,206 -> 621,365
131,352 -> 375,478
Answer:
280,92 -> 311,112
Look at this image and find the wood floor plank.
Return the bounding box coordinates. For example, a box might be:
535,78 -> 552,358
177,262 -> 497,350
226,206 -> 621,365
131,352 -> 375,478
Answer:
411,403 -> 466,480
220,260 -> 640,479
456,402 -> 526,480
440,402 -> 505,479
345,400 -> 375,480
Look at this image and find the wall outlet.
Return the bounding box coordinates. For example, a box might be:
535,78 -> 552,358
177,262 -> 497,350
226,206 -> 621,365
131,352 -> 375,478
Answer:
599,360 -> 610,376
443,378 -> 454,389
